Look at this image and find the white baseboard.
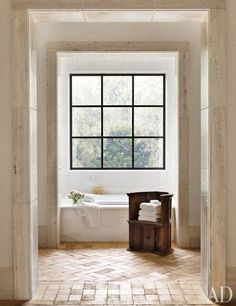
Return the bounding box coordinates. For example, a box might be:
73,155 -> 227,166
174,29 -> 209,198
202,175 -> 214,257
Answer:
0,267 -> 14,299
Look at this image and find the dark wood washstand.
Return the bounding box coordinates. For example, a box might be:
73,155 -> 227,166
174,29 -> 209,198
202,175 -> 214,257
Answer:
127,191 -> 173,256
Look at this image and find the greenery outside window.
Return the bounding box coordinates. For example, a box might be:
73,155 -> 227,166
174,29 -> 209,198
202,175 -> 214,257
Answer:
70,74 -> 166,169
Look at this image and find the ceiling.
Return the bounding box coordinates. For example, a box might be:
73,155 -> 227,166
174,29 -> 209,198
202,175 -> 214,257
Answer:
31,10 -> 208,23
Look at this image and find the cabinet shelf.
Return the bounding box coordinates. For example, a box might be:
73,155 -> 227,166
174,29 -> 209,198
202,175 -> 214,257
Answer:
128,219 -> 163,227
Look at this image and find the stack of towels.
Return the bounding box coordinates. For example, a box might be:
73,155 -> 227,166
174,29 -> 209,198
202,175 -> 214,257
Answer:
138,200 -> 161,222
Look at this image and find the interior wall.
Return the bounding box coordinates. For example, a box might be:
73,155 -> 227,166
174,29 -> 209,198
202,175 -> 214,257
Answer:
226,0 -> 236,269
36,21 -> 202,228
58,53 -> 178,205
0,0 -> 14,299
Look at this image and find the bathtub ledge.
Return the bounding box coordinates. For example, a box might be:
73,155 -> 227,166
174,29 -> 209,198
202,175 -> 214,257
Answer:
60,204 -> 128,209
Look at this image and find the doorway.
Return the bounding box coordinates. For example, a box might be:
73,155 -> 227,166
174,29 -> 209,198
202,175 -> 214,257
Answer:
11,3 -> 226,302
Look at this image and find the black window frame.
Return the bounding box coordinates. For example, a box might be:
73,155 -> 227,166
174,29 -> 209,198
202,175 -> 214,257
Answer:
70,73 -> 166,170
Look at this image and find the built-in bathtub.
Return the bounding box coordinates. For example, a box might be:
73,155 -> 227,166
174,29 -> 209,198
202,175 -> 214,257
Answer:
87,194 -> 128,206
60,194 -> 129,242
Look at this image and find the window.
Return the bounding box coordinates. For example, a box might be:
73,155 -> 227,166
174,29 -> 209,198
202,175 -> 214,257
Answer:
70,74 -> 166,170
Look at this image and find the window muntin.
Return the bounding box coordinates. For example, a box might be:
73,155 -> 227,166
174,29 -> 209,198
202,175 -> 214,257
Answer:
70,74 -> 166,170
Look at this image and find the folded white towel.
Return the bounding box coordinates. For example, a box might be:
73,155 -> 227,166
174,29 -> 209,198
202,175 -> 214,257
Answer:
75,201 -> 100,228
150,200 -> 161,204
139,210 -> 161,218
141,206 -> 161,213
138,215 -> 160,222
140,202 -> 161,211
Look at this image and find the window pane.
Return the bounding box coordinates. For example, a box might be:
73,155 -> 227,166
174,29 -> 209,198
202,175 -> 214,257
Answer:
134,75 -> 163,105
72,76 -> 101,105
103,107 -> 132,136
72,107 -> 101,136
103,138 -> 132,168
134,107 -> 163,136
72,139 -> 101,168
134,138 -> 163,168
103,76 -> 132,105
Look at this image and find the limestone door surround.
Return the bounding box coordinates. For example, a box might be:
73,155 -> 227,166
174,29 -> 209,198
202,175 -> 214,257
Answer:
46,41 -> 190,253
11,0 -> 226,301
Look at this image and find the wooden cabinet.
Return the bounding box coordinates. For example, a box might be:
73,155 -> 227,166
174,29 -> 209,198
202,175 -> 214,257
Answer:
143,224 -> 155,250
127,191 -> 173,256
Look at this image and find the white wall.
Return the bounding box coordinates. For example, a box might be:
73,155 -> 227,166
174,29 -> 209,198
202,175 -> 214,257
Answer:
58,53 -> 178,204
36,21 -> 202,227
0,0 -> 14,298
226,0 -> 236,268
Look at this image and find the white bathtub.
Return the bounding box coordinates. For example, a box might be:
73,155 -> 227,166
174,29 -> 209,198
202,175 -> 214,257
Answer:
87,194 -> 128,206
60,194 -> 129,242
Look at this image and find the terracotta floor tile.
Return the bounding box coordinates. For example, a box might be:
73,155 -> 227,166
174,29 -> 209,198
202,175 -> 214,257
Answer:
157,289 -> 170,295
29,243 -> 214,305
133,295 -> 146,301
42,294 -> 56,301
159,294 -> 172,299
145,294 -> 159,301
132,289 -> 145,295
69,294 -> 82,301
55,294 -> 69,301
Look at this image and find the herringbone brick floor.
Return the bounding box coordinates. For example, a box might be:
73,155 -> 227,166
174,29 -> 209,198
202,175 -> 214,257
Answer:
24,243 -> 216,305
